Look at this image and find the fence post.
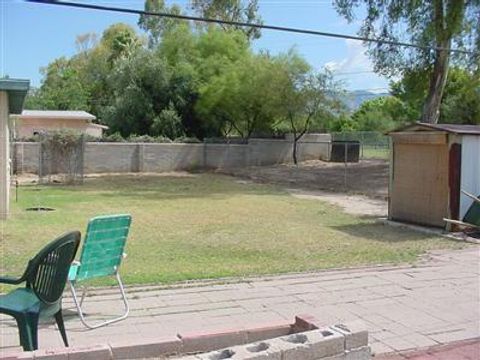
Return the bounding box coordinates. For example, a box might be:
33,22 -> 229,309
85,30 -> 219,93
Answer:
344,142 -> 348,189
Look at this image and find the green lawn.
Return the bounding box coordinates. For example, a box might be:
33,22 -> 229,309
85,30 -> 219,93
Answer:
0,173 -> 463,286
361,146 -> 390,160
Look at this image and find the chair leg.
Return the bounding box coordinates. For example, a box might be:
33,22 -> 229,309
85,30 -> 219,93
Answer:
15,312 -> 39,351
54,310 -> 69,347
69,273 -> 129,329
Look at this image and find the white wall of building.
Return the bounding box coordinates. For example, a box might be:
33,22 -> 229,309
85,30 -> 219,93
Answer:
460,135 -> 480,218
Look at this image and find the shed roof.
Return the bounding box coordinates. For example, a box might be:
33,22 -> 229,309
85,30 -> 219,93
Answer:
390,122 -> 480,135
18,110 -> 96,121
0,78 -> 30,114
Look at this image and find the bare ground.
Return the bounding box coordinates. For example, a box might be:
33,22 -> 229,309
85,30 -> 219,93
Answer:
224,159 -> 389,217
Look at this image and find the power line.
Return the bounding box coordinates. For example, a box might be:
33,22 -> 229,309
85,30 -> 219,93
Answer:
27,0 -> 478,56
332,70 -> 378,76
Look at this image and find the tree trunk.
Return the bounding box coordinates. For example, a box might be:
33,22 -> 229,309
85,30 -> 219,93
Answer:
292,138 -> 298,165
421,39 -> 451,123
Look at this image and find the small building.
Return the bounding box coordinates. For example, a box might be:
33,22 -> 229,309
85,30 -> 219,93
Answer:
12,110 -> 108,138
388,123 -> 480,229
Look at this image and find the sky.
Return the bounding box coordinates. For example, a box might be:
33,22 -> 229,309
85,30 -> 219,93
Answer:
1,0 -> 390,91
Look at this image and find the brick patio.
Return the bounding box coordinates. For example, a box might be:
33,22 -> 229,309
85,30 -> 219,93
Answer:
0,247 -> 478,357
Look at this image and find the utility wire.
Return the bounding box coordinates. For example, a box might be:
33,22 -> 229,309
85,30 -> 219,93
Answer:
27,0 -> 478,56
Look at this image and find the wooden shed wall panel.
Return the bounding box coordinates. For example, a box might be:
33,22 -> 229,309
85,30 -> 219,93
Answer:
391,143 -> 449,227
391,132 -> 447,145
460,136 -> 480,218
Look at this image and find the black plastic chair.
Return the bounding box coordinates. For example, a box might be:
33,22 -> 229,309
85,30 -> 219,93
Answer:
0,231 -> 81,351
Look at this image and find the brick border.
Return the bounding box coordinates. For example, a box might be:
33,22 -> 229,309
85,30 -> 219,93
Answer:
2,315 -> 369,360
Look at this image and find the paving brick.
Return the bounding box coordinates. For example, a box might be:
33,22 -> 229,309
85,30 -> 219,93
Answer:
332,321 -> 368,350
305,329 -> 345,359
244,322 -> 292,343
110,336 -> 182,359
67,344 -> 112,360
345,346 -> 371,360
33,347 -> 69,360
197,341 -> 283,360
1,248 -> 477,357
0,350 -> 32,360
179,329 -> 246,354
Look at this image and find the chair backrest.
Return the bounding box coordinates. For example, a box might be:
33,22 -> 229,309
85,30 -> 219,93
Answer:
463,195 -> 480,227
76,214 -> 132,281
26,231 -> 81,304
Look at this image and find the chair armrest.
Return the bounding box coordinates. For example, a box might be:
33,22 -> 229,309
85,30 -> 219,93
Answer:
0,275 -> 25,285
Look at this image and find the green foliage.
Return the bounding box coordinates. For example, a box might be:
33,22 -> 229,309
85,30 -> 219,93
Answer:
25,58 -> 90,111
151,104 -> 185,139
275,53 -> 346,138
190,0 -> 263,40
334,0 -> 479,75
196,54 -> 286,138
126,134 -> 172,143
101,48 -> 173,136
350,96 -> 411,132
334,0 -> 480,123
138,0 -> 183,47
391,67 -> 480,124
101,132 -> 125,143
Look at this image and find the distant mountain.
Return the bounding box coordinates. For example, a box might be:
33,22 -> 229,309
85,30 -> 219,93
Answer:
342,90 -> 390,110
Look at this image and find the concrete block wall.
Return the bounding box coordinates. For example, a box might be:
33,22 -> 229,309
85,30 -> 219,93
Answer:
181,321 -> 370,360
204,144 -> 249,169
13,142 -> 40,174
141,143 -> 204,172
5,317 -> 369,360
13,134 -> 331,175
84,143 -> 139,173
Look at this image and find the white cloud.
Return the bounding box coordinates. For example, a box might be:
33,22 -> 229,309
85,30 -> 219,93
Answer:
324,39 -> 390,91
326,39 -> 371,73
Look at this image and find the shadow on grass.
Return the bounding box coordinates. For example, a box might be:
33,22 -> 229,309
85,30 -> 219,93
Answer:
21,174 -> 288,202
328,222 -> 451,243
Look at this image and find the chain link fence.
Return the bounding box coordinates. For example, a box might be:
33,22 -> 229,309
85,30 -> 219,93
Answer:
331,131 -> 390,160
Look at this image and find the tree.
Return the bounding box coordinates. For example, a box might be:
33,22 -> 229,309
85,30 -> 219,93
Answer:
24,57 -> 90,111
391,67 -> 480,124
276,54 -> 345,164
159,27 -> 251,138
101,49 -> 175,137
190,0 -> 262,40
138,0 -> 183,48
151,103 -> 184,139
350,96 -> 411,132
196,54 -> 284,139
334,0 -> 480,123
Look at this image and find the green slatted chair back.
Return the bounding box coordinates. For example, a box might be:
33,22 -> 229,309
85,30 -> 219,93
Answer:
464,195 -> 480,227
76,215 -> 132,281
27,231 -> 81,304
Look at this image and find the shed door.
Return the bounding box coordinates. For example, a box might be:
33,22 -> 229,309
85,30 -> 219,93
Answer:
390,143 -> 449,227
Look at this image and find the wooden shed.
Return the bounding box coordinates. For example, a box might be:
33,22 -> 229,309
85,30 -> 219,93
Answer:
388,123 -> 480,229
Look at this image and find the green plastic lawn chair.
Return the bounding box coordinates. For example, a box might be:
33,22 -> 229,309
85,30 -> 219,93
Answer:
444,191 -> 480,229
68,214 -> 132,329
0,231 -> 81,351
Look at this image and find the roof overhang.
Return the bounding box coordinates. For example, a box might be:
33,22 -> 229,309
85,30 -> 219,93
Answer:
0,78 -> 30,114
388,122 -> 480,136
17,110 -> 96,121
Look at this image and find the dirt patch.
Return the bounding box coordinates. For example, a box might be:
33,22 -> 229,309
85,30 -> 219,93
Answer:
225,159 -> 389,217
288,189 -> 387,217
226,159 -> 389,200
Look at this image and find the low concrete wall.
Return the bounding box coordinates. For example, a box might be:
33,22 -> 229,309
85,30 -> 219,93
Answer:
5,315 -> 370,360
13,134 -> 331,175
